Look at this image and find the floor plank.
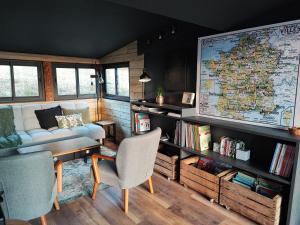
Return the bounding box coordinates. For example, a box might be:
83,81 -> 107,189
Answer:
30,141 -> 256,225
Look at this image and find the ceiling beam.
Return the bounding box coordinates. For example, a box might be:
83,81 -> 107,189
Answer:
0,51 -> 101,64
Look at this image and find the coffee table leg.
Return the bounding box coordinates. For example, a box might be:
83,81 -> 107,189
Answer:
55,160 -> 63,193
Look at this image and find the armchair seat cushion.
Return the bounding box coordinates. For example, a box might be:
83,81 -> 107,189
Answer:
98,160 -> 119,187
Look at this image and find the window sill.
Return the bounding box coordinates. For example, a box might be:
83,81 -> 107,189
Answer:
103,95 -> 130,102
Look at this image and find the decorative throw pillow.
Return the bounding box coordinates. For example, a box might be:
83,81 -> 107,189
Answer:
55,114 -> 84,129
35,105 -> 63,129
63,107 -> 91,124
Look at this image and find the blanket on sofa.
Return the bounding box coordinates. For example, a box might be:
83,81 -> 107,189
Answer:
0,106 -> 22,148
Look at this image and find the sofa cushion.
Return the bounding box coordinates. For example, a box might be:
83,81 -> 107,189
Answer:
22,105 -> 42,130
85,124 -> 105,140
12,106 -> 24,131
35,106 -> 62,129
49,128 -> 74,139
63,107 -> 91,124
26,129 -> 54,142
17,131 -> 33,144
69,126 -> 90,137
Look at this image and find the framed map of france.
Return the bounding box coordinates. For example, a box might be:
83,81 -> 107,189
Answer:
196,20 -> 300,128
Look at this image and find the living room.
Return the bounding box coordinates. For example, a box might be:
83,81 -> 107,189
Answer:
0,1 -> 300,225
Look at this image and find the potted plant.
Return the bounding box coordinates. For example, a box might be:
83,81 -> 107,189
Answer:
156,86 -> 164,105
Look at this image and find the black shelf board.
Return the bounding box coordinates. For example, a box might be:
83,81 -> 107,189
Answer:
160,140 -> 181,148
132,109 -> 181,119
181,147 -> 291,185
182,116 -> 300,143
131,101 -> 190,112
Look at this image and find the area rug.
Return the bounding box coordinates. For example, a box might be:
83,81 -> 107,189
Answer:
57,146 -> 117,204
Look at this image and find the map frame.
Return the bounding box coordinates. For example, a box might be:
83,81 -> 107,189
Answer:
196,19 -> 300,129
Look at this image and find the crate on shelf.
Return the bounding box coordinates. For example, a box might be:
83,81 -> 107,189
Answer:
154,147 -> 179,180
220,171 -> 282,225
180,156 -> 232,203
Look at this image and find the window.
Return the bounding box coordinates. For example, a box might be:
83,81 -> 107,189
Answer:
53,64 -> 96,100
0,60 -> 44,102
104,63 -> 129,101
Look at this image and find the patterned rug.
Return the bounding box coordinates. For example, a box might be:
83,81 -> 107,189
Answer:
57,146 -> 117,204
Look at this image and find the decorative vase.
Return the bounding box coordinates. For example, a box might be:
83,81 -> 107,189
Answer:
156,95 -> 164,105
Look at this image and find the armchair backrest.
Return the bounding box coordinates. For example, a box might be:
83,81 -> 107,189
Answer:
116,128 -> 161,189
0,151 -> 56,221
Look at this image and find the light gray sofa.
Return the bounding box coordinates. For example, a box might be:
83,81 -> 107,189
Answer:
9,101 -> 105,145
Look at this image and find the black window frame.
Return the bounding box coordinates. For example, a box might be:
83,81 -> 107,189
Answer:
0,59 -> 45,103
53,63 -> 97,100
103,62 -> 130,102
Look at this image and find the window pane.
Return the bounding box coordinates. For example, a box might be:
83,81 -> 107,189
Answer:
56,68 -> 76,96
78,68 -> 96,95
0,65 -> 12,97
13,65 -> 39,97
117,67 -> 129,96
105,68 -> 116,95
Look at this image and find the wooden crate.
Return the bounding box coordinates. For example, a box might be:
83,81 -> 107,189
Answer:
180,156 -> 233,203
220,171 -> 282,225
154,151 -> 178,180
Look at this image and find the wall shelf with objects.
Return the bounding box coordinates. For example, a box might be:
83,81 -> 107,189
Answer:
180,115 -> 300,225
131,101 -> 195,180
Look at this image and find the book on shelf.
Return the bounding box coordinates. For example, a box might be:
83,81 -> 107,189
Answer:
269,143 -> 295,178
182,122 -> 211,151
134,113 -> 150,133
219,137 -> 236,158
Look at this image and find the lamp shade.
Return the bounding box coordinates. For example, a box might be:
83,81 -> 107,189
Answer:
139,70 -> 151,83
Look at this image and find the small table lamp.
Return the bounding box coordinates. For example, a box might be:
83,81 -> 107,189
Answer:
139,69 -> 151,102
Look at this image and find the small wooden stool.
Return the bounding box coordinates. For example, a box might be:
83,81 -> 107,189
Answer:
95,120 -> 116,143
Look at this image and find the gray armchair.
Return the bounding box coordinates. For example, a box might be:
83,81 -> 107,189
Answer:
91,127 -> 161,213
0,151 -> 59,225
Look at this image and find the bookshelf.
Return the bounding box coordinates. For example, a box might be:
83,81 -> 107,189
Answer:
131,102 -> 300,224
181,116 -> 300,225
131,101 -> 194,146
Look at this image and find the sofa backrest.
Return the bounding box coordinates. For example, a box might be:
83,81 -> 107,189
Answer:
3,100 -> 95,131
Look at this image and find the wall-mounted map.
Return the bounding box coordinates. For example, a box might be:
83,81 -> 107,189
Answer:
198,20 -> 300,128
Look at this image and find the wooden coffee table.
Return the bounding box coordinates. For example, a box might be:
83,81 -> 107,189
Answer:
18,136 -> 101,193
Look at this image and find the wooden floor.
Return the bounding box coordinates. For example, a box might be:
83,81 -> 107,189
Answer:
31,142 -> 256,225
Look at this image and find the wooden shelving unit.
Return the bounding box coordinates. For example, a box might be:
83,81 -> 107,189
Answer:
180,116 -> 300,225
131,102 -> 300,224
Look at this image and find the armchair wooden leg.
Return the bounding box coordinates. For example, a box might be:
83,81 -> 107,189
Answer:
55,160 -> 63,193
92,182 -> 99,200
148,176 -> 154,194
54,197 -> 60,210
123,189 -> 129,213
40,215 -> 48,225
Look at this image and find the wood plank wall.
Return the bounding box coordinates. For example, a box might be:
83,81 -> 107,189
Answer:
100,41 -> 144,141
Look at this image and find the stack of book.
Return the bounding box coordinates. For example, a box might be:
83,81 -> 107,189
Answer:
220,137 -> 237,158
197,157 -> 232,175
182,122 -> 211,151
173,121 -> 181,145
232,171 -> 285,198
269,143 -> 295,178
232,171 -> 256,189
256,177 -> 284,198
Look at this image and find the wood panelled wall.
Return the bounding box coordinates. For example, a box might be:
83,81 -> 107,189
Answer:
43,61 -> 55,101
100,41 -> 144,141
